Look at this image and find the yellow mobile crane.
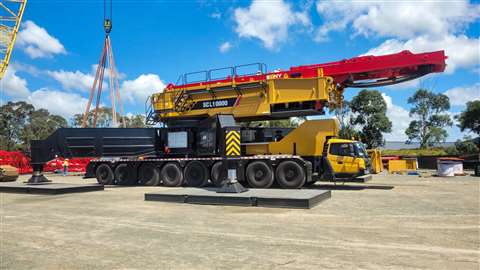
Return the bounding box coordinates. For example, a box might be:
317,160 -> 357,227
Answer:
28,50 -> 446,189
144,50 -> 447,186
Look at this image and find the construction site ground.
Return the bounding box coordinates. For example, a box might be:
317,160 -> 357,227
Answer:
1,172 -> 479,270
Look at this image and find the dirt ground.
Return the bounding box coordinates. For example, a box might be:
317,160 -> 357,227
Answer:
0,172 -> 479,270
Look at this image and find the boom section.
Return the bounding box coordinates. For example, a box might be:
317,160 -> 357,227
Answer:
147,50 -> 446,125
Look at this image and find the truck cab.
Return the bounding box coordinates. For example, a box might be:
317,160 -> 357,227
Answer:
326,139 -> 370,178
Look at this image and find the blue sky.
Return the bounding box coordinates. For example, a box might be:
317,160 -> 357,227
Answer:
1,0 -> 479,141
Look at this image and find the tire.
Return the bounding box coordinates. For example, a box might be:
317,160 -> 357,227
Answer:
245,161 -> 274,188
95,163 -> 113,185
114,163 -> 135,185
475,164 -> 480,177
210,161 -> 228,187
161,162 -> 183,187
275,160 -> 306,189
184,161 -> 208,187
138,163 -> 160,186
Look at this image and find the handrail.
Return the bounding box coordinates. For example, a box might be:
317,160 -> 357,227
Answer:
174,63 -> 268,87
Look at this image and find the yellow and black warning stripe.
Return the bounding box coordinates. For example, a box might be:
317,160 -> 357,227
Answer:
225,130 -> 240,156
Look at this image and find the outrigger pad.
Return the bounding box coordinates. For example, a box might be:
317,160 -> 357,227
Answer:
0,182 -> 104,195
145,188 -> 331,209
26,173 -> 51,185
216,181 -> 248,193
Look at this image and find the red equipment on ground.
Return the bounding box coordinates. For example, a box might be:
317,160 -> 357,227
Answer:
0,150 -> 32,174
0,150 -> 91,175
44,157 -> 93,173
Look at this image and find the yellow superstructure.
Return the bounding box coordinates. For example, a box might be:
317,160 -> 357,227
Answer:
150,75 -> 340,122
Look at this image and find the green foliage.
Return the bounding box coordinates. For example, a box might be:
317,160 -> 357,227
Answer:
381,148 -> 448,156
382,137 -> 479,157
73,107 -> 146,128
0,102 -> 67,151
350,90 -> 392,148
457,100 -> 480,135
73,107 -> 119,127
454,136 -> 479,155
20,109 -> 68,150
0,101 -> 34,150
405,89 -> 452,149
333,101 -> 360,140
122,114 -> 146,128
443,146 -> 459,156
242,118 -> 300,128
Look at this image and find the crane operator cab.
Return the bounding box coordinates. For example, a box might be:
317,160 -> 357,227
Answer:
326,139 -> 370,178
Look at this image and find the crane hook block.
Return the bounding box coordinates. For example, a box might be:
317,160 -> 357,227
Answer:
104,19 -> 112,33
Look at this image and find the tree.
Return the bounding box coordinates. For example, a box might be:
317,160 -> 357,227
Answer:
122,114 -> 146,128
457,100 -> 480,135
73,107 -> 119,127
242,118 -> 300,128
349,90 -> 392,148
20,109 -> 68,150
0,101 -> 34,150
333,101 -> 359,140
405,89 -> 452,149
0,102 -> 67,151
73,108 -> 147,128
454,136 -> 479,155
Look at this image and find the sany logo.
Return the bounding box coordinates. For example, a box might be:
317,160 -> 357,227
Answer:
266,73 -> 284,80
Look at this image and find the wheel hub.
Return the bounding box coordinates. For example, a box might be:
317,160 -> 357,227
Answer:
255,170 -> 264,179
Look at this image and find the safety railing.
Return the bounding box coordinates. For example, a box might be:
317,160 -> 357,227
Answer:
175,63 -> 267,86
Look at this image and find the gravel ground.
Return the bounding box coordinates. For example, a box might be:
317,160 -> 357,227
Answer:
1,172 -> 479,270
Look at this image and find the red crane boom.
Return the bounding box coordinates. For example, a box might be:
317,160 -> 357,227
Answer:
288,50 -> 447,88
169,50 -> 447,90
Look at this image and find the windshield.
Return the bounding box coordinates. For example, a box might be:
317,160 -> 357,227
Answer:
354,142 -> 368,158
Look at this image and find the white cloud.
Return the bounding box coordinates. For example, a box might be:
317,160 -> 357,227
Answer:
17,21 -> 66,59
120,74 -> 166,103
0,67 -> 30,98
315,1 -> 369,42
27,88 -> 88,118
90,64 -> 126,80
364,35 -> 480,73
444,83 -> 480,106
382,93 -> 411,141
219,42 -> 232,53
234,0 -> 310,49
383,77 -> 422,90
316,1 -> 480,73
46,70 -> 95,92
46,64 -> 127,92
315,0 -> 480,40
10,62 -> 42,77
